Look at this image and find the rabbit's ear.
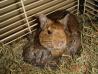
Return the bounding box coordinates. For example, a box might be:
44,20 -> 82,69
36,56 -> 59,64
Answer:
39,14 -> 52,29
59,14 -> 69,28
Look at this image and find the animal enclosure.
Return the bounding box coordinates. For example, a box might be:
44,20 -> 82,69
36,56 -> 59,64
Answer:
0,0 -> 98,74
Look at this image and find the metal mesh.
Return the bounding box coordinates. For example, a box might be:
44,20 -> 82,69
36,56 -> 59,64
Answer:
0,0 -> 97,45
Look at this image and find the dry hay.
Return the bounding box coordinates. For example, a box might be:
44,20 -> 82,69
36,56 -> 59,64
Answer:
0,15 -> 98,74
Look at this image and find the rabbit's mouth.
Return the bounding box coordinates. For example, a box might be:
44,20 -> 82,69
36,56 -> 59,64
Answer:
40,40 -> 67,50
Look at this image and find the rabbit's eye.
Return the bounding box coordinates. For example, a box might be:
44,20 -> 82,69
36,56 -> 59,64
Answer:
47,30 -> 52,34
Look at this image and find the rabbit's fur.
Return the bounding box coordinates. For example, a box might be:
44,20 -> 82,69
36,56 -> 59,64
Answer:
22,10 -> 81,67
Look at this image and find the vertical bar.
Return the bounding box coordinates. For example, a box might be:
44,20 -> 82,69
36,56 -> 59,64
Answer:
20,0 -> 32,34
77,0 -> 80,15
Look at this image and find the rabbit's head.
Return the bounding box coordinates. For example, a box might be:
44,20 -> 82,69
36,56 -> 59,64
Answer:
39,14 -> 70,51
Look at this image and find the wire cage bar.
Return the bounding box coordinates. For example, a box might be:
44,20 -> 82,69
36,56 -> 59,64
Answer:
0,0 -> 98,45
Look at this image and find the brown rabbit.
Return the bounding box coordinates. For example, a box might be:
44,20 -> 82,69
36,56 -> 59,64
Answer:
22,10 -> 81,67
22,14 -> 69,67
